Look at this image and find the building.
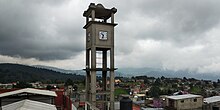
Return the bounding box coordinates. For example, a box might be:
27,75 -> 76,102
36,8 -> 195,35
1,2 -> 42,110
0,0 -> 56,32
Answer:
2,99 -> 57,110
0,88 -> 57,110
133,94 -> 146,102
165,94 -> 203,110
203,96 -> 220,110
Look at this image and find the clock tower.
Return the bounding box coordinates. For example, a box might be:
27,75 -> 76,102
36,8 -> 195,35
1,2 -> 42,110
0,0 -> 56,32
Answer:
83,3 -> 117,110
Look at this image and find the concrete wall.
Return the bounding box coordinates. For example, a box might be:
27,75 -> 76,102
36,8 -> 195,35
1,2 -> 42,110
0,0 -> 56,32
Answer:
86,23 -> 114,49
1,95 -> 54,106
175,97 -> 203,110
165,97 -> 203,110
203,101 -> 220,110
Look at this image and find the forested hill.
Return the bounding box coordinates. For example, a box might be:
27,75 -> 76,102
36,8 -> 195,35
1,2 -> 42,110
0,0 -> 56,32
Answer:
0,63 -> 85,83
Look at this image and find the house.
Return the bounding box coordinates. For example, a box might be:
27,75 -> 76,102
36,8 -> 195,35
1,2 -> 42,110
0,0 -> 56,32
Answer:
0,88 -> 57,109
52,88 -> 76,110
2,99 -> 57,110
165,94 -> 203,110
203,96 -> 220,110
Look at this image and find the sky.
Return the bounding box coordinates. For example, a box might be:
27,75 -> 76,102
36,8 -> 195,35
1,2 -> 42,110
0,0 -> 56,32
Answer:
1,0 -> 220,75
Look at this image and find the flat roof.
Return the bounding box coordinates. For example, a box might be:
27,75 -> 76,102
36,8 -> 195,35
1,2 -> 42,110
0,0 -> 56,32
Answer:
204,96 -> 220,104
135,94 -> 146,97
166,94 -> 202,100
2,99 -> 57,110
0,88 -> 57,97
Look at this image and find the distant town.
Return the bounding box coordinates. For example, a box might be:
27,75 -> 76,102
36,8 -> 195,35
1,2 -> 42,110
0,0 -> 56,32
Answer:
0,63 -> 220,110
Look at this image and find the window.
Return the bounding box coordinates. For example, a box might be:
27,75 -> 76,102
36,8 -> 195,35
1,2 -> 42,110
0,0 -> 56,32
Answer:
194,98 -> 197,102
181,100 -> 184,103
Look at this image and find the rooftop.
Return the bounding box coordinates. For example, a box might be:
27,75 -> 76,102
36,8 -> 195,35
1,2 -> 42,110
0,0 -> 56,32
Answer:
166,94 -> 202,100
2,99 -> 57,110
135,94 -> 146,97
204,96 -> 220,104
0,88 -> 57,97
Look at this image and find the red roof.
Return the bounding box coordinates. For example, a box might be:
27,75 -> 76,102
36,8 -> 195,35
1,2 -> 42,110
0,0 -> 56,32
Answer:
0,89 -> 20,94
133,104 -> 141,110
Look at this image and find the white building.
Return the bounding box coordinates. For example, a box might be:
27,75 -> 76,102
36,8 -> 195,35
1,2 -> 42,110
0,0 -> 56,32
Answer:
165,94 -> 203,110
2,99 -> 57,110
0,88 -> 57,110
204,96 -> 220,110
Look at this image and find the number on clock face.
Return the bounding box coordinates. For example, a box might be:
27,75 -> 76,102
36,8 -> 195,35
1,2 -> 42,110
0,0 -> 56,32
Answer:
99,31 -> 107,40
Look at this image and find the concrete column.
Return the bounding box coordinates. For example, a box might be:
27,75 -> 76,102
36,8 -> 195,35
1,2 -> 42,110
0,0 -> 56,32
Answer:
111,13 -> 114,24
86,17 -> 89,23
85,102 -> 87,110
86,49 -> 90,101
110,48 -> 115,110
86,72 -> 91,101
0,98 -> 1,110
91,10 -> 95,21
102,50 -> 107,110
102,50 -> 107,91
91,47 -> 96,106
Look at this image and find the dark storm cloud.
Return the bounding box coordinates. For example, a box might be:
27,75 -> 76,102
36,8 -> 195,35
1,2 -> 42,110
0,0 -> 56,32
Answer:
0,0 -> 84,60
133,0 -> 220,45
100,0 -> 220,56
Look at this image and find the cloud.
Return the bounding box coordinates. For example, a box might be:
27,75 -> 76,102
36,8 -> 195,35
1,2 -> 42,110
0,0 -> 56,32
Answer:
113,0 -> 220,74
115,0 -> 220,46
0,52 -> 85,70
0,0 -> 85,60
1,0 -> 220,74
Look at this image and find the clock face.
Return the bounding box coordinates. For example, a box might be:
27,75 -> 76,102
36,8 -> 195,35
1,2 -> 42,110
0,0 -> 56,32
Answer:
99,31 -> 108,40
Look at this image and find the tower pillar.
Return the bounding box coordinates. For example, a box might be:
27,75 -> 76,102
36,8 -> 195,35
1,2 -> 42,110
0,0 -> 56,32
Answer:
91,47 -> 96,105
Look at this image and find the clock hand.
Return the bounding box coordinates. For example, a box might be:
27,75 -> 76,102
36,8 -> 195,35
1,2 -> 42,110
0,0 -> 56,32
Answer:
101,33 -> 104,39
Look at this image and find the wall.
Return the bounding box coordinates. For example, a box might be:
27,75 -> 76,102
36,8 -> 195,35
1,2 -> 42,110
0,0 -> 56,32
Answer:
175,97 -> 203,110
1,95 -> 54,106
203,101 -> 220,110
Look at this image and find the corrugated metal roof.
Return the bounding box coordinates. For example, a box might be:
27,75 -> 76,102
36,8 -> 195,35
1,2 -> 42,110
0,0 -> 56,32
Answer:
204,96 -> 220,104
166,94 -> 202,100
2,99 -> 57,110
0,88 -> 57,97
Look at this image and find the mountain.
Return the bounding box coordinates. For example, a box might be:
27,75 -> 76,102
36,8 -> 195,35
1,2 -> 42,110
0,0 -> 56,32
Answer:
33,65 -> 123,77
33,65 -> 85,75
117,67 -> 220,81
1,63 -> 217,83
0,63 -> 85,83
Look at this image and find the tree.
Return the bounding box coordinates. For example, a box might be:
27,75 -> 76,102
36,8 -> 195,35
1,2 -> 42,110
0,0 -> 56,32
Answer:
65,78 -> 74,86
213,82 -> 218,88
13,81 -> 32,88
46,85 -> 55,90
183,77 -> 187,80
154,78 -> 161,86
161,76 -> 165,80
172,83 -> 178,88
149,86 -> 160,98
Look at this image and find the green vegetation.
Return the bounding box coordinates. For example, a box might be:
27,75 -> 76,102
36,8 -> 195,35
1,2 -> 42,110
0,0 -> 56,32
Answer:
13,81 -> 33,88
190,86 -> 202,94
115,88 -> 128,96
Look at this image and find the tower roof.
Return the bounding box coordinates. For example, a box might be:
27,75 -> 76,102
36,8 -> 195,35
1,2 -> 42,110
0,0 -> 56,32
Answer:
83,3 -> 117,20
